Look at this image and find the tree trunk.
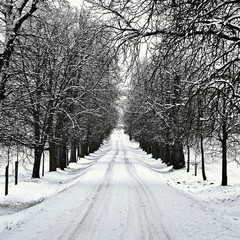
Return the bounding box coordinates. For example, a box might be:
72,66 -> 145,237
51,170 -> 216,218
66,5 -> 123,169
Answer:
146,143 -> 151,154
70,142 -> 77,163
55,112 -> 66,170
172,140 -> 185,169
194,151 -> 198,176
80,142 -> 89,157
200,135 -> 207,181
49,141 -> 57,171
32,146 -> 43,178
48,111 -> 58,172
140,140 -> 146,151
89,141 -> 99,153
171,75 -> 185,169
61,141 -> 67,169
129,133 -> 132,141
151,142 -> 160,159
58,142 -> 66,170
32,110 -> 43,178
187,145 -> 190,172
89,141 -> 94,154
221,123 -> 228,186
77,145 -> 81,159
165,143 -> 171,165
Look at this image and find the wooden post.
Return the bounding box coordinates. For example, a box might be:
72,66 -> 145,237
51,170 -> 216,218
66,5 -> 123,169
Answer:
15,161 -> 18,185
5,165 -> 9,196
5,146 -> 11,195
187,145 -> 190,172
42,151 -> 45,177
15,145 -> 19,185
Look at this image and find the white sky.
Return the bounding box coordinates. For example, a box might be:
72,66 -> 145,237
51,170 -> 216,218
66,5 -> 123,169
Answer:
68,0 -> 83,8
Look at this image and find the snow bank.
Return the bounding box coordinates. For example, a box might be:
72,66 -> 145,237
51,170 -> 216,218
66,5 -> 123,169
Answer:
0,144 -> 110,218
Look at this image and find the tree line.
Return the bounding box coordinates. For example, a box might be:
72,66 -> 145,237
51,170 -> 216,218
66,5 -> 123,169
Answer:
88,0 -> 240,186
0,0 -> 119,178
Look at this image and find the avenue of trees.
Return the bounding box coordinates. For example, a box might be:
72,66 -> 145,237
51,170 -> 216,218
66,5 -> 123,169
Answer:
88,0 -> 240,186
1,0 -> 240,186
0,0 -> 119,178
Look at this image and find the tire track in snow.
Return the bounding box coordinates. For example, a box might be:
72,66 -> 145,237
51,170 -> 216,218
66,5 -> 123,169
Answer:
58,133 -> 171,240
122,139 -> 171,240
124,150 -> 156,240
58,140 -> 119,240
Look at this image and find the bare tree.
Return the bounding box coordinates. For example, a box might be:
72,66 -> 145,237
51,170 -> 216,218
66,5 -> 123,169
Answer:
0,0 -> 43,100
2,1 -> 119,178
89,0 -> 240,185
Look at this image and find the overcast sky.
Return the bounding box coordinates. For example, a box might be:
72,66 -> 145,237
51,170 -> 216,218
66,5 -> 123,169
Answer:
68,0 -> 83,8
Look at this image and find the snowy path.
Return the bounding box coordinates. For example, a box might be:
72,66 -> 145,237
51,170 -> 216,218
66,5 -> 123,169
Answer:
1,130 -> 240,240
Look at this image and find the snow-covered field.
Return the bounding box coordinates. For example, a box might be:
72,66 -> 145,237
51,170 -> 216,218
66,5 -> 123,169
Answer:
0,129 -> 240,239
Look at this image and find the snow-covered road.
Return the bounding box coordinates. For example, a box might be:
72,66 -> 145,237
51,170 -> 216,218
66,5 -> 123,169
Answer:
1,130 -> 240,240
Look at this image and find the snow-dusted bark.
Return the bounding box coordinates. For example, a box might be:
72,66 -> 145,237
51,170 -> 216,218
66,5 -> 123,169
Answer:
0,0 -> 41,100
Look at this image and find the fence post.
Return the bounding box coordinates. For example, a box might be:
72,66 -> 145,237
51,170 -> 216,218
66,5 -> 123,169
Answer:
42,151 -> 45,177
15,161 -> 18,185
5,165 -> 9,196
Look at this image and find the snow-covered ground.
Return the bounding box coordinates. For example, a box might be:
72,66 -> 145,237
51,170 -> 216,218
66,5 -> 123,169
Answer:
0,129 -> 240,239
129,140 -> 240,223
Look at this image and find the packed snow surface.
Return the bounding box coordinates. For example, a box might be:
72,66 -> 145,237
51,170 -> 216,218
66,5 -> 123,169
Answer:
0,129 -> 240,239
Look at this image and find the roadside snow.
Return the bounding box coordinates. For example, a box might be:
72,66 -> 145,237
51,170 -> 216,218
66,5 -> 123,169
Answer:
125,138 -> 240,232
160,161 -> 240,221
0,142 -> 111,217
127,138 -> 240,222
